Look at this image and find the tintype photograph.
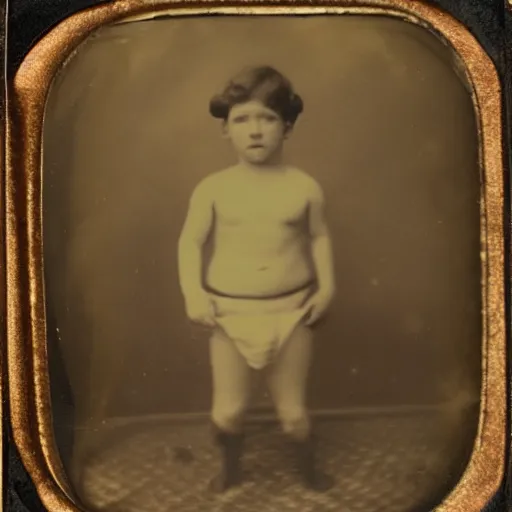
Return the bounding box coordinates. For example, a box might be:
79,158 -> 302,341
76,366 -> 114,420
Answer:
5,3 -> 507,512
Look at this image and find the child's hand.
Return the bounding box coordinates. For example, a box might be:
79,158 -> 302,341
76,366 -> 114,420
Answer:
185,292 -> 216,327
304,288 -> 335,326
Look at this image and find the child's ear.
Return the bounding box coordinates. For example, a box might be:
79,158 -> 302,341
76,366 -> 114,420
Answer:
283,122 -> 294,139
221,120 -> 230,139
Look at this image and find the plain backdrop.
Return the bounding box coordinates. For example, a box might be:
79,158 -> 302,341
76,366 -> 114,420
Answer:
42,15 -> 481,423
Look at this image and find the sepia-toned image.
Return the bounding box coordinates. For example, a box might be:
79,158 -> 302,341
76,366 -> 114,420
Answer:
42,13 -> 484,512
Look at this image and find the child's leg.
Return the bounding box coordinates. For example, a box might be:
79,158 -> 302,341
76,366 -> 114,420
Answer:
267,325 -> 334,491
209,327 -> 251,492
210,327 -> 252,432
266,324 -> 313,440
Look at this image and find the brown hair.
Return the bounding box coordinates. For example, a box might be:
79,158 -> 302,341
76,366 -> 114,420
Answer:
209,65 -> 304,124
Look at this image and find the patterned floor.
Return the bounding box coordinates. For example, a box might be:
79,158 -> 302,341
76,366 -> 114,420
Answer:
71,407 -> 477,512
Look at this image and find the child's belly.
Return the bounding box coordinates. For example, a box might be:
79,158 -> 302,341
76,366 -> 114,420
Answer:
205,227 -> 315,297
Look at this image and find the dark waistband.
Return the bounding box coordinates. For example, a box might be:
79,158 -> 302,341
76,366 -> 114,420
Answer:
205,280 -> 315,300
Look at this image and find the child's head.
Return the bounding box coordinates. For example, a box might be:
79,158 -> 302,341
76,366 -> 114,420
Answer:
209,66 -> 303,125
210,66 -> 303,165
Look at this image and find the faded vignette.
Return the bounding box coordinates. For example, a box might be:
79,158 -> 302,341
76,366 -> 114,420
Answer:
5,1 -> 506,511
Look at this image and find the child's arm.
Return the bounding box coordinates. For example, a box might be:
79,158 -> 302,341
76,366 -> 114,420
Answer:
304,180 -> 336,325
178,179 -> 215,326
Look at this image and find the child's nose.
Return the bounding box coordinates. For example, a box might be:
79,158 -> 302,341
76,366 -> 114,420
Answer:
249,119 -> 263,136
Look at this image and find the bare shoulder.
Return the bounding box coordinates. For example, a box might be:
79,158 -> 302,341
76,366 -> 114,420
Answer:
287,167 -> 325,201
190,167 -> 235,202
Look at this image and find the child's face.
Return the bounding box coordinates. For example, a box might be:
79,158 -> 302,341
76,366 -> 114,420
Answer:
223,100 -> 290,165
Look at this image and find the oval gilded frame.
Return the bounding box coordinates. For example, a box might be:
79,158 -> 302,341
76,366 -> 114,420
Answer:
6,1 -> 506,511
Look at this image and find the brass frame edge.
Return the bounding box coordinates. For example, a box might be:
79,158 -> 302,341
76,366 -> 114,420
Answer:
1,0 -> 8,511
6,1 -> 506,511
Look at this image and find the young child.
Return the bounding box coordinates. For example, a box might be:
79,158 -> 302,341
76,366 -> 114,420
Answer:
178,65 -> 336,493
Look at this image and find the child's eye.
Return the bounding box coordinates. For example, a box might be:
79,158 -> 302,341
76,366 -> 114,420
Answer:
232,115 -> 248,123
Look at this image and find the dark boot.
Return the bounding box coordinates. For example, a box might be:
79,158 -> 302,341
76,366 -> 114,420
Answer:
291,434 -> 334,492
209,427 -> 244,493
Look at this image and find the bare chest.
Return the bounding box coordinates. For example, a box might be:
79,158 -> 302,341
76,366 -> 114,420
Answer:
214,184 -> 309,226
